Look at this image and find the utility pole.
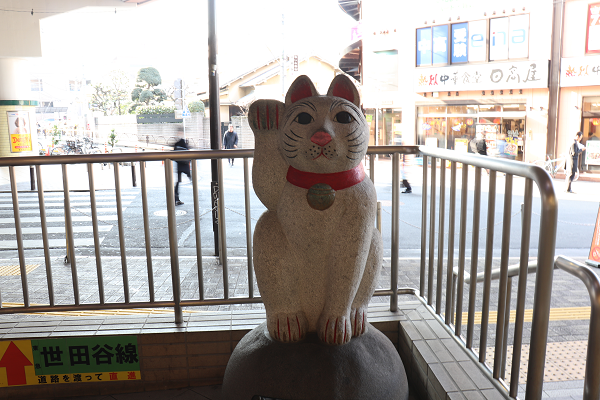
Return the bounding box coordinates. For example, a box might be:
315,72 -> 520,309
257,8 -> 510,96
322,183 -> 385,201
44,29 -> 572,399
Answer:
208,0 -> 221,255
547,0 -> 565,159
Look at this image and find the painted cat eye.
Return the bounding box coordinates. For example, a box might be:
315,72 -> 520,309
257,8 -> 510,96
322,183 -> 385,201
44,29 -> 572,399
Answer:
334,111 -> 354,124
294,112 -> 313,125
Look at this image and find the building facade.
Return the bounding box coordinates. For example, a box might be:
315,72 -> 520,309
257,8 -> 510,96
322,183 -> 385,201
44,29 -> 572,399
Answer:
339,0 -> 600,171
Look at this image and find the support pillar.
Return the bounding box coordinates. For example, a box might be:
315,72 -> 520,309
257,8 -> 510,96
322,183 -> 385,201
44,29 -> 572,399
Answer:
0,58 -> 38,158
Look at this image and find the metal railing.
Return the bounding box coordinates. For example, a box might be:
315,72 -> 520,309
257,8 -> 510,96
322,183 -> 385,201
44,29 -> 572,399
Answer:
0,145 -> 559,400
554,256 -> 600,400
416,147 -> 558,400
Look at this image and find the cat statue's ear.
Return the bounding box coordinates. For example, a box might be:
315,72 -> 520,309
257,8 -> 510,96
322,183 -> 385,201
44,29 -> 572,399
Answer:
326,74 -> 360,108
285,75 -> 319,105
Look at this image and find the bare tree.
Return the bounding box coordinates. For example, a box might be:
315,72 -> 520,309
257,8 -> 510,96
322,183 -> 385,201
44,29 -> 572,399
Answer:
89,70 -> 131,116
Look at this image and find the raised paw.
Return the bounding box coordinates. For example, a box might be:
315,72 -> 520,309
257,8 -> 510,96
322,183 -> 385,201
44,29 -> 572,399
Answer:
248,100 -> 284,133
350,307 -> 368,337
267,312 -> 308,343
318,315 -> 352,345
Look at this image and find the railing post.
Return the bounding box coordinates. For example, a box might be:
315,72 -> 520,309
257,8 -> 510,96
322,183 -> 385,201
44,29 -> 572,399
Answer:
390,153 -> 400,312
164,159 -> 183,324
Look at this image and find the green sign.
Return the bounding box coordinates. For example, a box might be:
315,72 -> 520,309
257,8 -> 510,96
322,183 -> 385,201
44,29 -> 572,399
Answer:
32,336 -> 139,376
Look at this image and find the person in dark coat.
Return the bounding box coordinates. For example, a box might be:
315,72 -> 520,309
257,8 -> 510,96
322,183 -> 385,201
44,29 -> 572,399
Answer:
223,124 -> 238,166
173,127 -> 190,205
565,131 -> 586,193
401,154 -> 412,194
470,132 -> 489,174
470,132 -> 487,156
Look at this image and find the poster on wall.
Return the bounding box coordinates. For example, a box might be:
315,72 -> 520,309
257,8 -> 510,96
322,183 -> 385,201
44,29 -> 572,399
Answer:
504,136 -> 518,156
587,3 -> 600,54
7,111 -> 32,153
586,140 -> 600,165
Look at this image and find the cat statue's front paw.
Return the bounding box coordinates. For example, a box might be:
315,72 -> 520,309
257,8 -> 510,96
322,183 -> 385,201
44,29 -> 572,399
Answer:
267,312 -> 308,343
318,314 -> 352,345
351,307 -> 368,337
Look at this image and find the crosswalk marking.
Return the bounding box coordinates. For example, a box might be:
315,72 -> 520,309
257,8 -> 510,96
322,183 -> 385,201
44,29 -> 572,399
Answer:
0,238 -> 100,249
0,226 -> 112,234
0,190 -> 138,250
0,201 -> 132,207
0,216 -> 118,223
0,208 -> 121,215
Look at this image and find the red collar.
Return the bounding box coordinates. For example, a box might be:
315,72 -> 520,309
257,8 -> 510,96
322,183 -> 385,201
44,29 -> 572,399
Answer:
286,163 -> 365,190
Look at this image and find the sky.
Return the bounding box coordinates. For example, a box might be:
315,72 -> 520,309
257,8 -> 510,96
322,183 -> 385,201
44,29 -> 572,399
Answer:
33,0 -> 355,91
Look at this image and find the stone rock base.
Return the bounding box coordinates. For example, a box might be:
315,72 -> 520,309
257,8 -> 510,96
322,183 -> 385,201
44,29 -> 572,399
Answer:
222,322 -> 408,400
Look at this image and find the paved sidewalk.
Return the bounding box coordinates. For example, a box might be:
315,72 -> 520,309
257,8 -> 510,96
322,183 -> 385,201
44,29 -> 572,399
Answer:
0,253 -> 597,398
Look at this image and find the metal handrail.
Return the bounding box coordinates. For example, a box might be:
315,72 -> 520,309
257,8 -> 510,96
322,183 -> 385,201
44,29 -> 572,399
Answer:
417,146 -> 557,400
0,145 -> 558,400
554,256 -> 600,400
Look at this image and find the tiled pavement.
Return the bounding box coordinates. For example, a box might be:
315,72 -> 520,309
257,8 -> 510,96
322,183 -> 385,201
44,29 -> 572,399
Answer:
0,254 -> 597,399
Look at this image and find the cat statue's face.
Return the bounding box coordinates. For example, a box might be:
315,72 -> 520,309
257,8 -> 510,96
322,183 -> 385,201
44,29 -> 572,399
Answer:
279,76 -> 368,174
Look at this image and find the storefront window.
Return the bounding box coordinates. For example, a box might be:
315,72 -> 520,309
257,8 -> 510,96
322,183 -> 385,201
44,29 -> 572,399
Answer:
418,116 -> 447,148
478,116 -> 502,124
448,106 -> 467,114
503,104 -> 526,112
416,104 -> 525,156
448,117 -> 476,152
582,97 -> 600,113
420,106 -> 447,114
478,105 -> 502,112
499,118 -> 525,161
381,109 -> 403,145
364,110 -> 376,146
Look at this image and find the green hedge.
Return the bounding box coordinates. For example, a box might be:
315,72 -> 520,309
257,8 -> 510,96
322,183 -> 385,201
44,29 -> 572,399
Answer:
136,105 -> 176,115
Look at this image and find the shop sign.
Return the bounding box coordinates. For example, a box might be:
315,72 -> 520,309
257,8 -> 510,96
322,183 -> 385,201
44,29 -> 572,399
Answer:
504,131 -> 519,157
433,25 -> 449,64
418,15 -> 529,66
468,20 -> 487,62
417,27 -> 433,66
587,3 -> 600,54
490,17 -> 509,60
451,23 -> 468,64
560,56 -> 600,87
0,337 -> 140,387
586,140 -> 600,166
509,14 -> 530,59
6,111 -> 32,153
415,60 -> 548,92
489,15 -> 529,60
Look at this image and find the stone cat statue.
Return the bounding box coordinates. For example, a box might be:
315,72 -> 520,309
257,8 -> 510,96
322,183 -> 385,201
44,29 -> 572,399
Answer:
249,74 -> 382,345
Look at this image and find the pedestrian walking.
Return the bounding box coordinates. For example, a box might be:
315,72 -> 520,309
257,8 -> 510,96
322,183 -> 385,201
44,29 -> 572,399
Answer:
470,132 -> 489,174
223,124 -> 238,166
173,127 -> 190,205
565,131 -> 586,193
401,154 -> 412,194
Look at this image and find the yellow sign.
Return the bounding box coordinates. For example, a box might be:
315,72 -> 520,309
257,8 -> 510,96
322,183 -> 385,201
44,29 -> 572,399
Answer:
0,337 -> 140,387
7,111 -> 33,153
